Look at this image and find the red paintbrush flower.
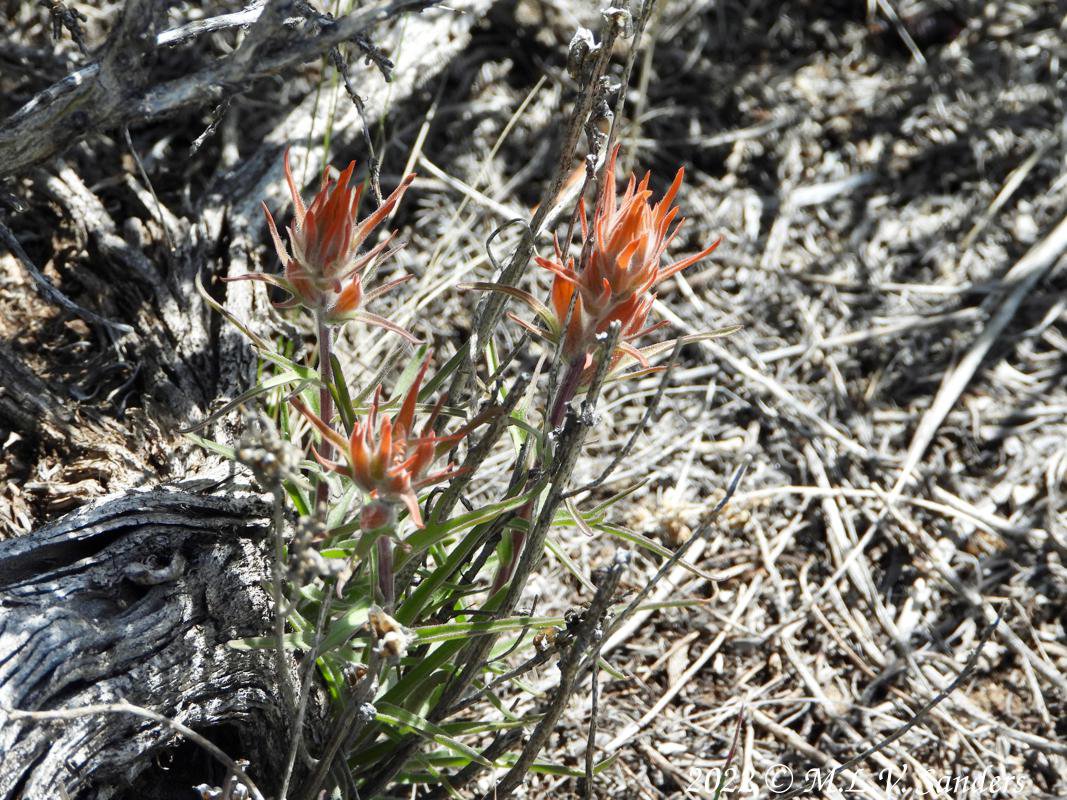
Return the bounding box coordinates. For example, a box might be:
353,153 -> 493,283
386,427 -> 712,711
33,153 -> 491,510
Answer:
231,147 -> 417,337
292,353 -> 469,528
464,145 -> 721,381
535,144 -> 721,360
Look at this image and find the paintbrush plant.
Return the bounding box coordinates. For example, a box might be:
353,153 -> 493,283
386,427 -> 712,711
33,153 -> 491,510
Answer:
194,140 -> 726,800
469,144 -> 720,423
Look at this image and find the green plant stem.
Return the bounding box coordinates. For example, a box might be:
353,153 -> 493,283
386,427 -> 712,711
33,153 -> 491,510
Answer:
315,310 -> 334,514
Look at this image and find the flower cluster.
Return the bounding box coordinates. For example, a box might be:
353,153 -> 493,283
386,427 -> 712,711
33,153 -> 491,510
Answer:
293,353 -> 468,528
233,147 -> 416,336
483,145 -> 720,381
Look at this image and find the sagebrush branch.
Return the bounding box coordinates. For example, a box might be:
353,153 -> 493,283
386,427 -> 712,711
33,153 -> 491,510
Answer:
0,0 -> 439,177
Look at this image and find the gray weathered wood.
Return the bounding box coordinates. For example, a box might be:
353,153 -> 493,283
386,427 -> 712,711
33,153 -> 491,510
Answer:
0,482 -> 298,798
0,0 -> 442,178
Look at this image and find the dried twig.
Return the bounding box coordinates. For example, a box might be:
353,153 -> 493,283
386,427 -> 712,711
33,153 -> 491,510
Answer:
3,701 -> 267,800
477,552 -> 628,800
447,7 -> 625,409
300,650 -> 382,800
38,0 -> 88,54
565,337 -> 684,498
358,325 -> 622,798
892,212 -> 1067,495
0,219 -> 133,335
603,577 -> 761,752
279,582 -> 336,800
771,611 -> 1003,800
582,652 -> 602,800
598,458 -> 748,649
0,0 -> 439,177
329,47 -> 384,205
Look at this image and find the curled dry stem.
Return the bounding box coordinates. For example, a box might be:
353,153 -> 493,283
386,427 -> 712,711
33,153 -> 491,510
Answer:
448,12 -> 622,409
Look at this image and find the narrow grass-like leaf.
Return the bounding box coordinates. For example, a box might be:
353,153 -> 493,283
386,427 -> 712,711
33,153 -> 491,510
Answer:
228,632 -> 310,651
589,478 -> 651,515
330,353 -> 356,435
396,523 -> 489,625
413,757 -> 465,799
511,502 -> 712,582
459,281 -> 554,327
319,598 -> 372,652
326,483 -> 359,531
184,434 -> 236,462
592,521 -> 715,581
544,537 -> 595,592
379,585 -> 509,708
420,341 -> 467,399
597,656 -> 627,680
479,753 -> 618,777
195,271 -> 319,379
375,702 -> 491,767
439,716 -> 540,735
527,754 -> 619,776
179,373 -> 311,434
389,342 -> 430,400
285,478 -> 311,518
378,639 -> 464,708
412,615 -> 562,644
400,492 -> 532,562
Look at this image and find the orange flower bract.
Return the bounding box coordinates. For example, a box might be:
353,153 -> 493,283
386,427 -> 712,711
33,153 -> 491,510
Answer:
467,145 -> 722,387
232,147 -> 417,336
533,145 -> 721,365
292,354 -> 468,528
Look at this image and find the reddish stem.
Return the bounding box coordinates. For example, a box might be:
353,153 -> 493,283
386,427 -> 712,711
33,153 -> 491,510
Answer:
549,355 -> 585,429
492,353 -> 586,593
377,535 -> 395,611
489,503 -> 528,595
315,311 -> 334,515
